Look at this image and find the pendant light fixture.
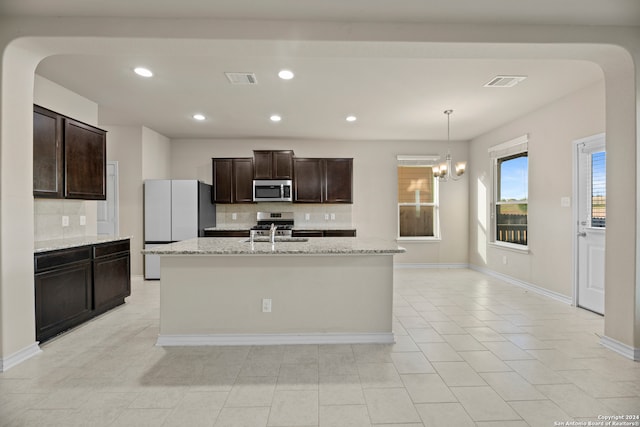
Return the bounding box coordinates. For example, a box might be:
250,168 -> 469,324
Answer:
433,109 -> 466,181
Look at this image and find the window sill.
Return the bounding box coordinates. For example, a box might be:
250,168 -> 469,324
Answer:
397,237 -> 442,243
488,241 -> 529,254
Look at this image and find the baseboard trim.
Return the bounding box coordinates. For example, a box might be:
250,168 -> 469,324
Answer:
156,332 -> 395,347
469,264 -> 573,305
600,335 -> 640,361
0,342 -> 42,372
395,263 -> 469,269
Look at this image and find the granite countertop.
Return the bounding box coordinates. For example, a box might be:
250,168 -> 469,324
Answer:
142,237 -> 405,256
204,226 -> 357,231
35,235 -> 131,253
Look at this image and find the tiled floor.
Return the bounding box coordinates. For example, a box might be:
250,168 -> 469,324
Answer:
1,268 -> 639,426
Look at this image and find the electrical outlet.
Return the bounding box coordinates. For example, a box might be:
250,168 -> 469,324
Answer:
330,213 -> 336,220
502,255 -> 508,265
62,216 -> 69,227
232,213 -> 237,220
324,213 -> 329,220
305,213 -> 310,221
80,215 -> 86,226
262,298 -> 272,313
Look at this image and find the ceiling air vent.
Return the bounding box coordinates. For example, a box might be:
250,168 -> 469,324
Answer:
225,72 -> 257,85
484,75 -> 527,88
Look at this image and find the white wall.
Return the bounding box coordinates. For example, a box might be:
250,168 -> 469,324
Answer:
469,80 -> 606,298
170,138 -> 469,264
33,75 -> 99,240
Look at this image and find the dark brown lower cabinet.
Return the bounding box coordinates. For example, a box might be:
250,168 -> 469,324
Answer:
93,240 -> 131,315
203,230 -> 251,237
292,229 -> 356,237
34,239 -> 130,343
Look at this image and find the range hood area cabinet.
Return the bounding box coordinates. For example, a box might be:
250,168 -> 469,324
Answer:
33,105 -> 107,200
253,150 -> 294,179
212,158 -> 254,203
293,158 -> 353,204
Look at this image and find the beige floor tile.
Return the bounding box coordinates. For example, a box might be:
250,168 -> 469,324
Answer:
558,369 -> 639,398
536,384 -> 614,418
357,362 -> 403,388
319,375 -> 365,405
509,400 -> 572,427
111,408 -> 173,427
600,396 -> 640,414
363,388 -> 421,424
480,371 -> 547,401
418,342 -> 463,362
277,362 -> 319,391
400,373 -> 457,403
450,386 -> 521,421
225,376 -> 277,407
390,334 -> 420,352
352,344 -> 393,363
443,334 -> 487,351
431,361 -> 487,386
319,404 -> 371,427
429,321 -> 467,335
390,352 -> 434,374
268,389 -> 318,426
214,407 -> 270,427
407,328 -> 445,343
128,387 -> 187,409
482,341 -> 535,360
476,422 -> 529,427
503,333 -> 556,350
414,402 -> 475,427
459,351 -> 511,372
506,360 -> 569,385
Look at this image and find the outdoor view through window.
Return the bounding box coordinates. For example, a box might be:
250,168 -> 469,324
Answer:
398,166 -> 436,238
591,151 -> 606,227
496,153 -> 528,245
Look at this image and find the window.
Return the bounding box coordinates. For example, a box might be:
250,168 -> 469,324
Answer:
489,135 -> 528,248
591,151 -> 606,227
397,156 -> 439,239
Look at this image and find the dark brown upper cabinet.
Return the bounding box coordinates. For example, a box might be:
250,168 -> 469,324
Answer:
64,119 -> 107,200
253,150 -> 294,179
33,105 -> 107,200
293,158 -> 353,204
33,105 -> 64,198
212,157 -> 254,203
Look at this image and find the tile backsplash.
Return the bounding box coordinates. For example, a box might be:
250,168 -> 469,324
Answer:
215,203 -> 353,229
34,199 -> 89,241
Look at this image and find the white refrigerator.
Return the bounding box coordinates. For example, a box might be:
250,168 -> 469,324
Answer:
144,180 -> 215,279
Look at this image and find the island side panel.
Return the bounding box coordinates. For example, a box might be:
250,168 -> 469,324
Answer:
159,254 -> 394,341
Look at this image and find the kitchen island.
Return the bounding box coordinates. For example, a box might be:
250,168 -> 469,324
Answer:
143,237 -> 405,346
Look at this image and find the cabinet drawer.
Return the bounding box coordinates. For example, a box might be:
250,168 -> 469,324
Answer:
204,230 -> 250,237
93,240 -> 130,258
34,246 -> 92,273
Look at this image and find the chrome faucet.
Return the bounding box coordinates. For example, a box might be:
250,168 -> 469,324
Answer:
270,223 -> 277,243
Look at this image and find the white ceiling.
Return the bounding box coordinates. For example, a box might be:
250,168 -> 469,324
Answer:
11,0 -> 630,141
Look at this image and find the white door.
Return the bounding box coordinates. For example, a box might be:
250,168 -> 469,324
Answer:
97,161 -> 119,235
575,134 -> 606,314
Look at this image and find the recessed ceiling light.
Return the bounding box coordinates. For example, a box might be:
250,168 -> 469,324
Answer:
193,114 -> 206,121
270,114 -> 282,122
134,67 -> 153,78
346,115 -> 357,122
278,69 -> 294,80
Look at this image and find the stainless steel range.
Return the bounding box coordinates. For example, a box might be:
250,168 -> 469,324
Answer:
251,212 -> 294,238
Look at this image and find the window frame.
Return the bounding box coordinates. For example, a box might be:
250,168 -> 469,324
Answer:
489,135 -> 529,251
396,155 -> 441,241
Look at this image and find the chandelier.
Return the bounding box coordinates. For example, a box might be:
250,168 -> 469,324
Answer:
433,109 -> 466,181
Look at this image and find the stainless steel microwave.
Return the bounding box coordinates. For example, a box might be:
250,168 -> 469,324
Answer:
253,179 -> 293,202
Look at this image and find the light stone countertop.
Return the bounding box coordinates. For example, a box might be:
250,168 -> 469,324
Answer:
34,236 -> 131,253
204,226 -> 357,231
142,237 -> 405,256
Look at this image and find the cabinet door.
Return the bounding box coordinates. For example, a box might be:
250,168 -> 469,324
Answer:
233,158 -> 254,203
93,241 -> 131,313
203,230 -> 251,237
324,158 -> 353,203
35,254 -> 92,343
272,151 -> 294,179
64,119 -> 107,200
253,151 -> 272,179
33,106 -> 63,198
212,158 -> 233,203
293,158 -> 323,203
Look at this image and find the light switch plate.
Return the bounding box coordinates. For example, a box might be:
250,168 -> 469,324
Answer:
561,197 -> 571,208
80,215 -> 86,226
62,216 -> 69,227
